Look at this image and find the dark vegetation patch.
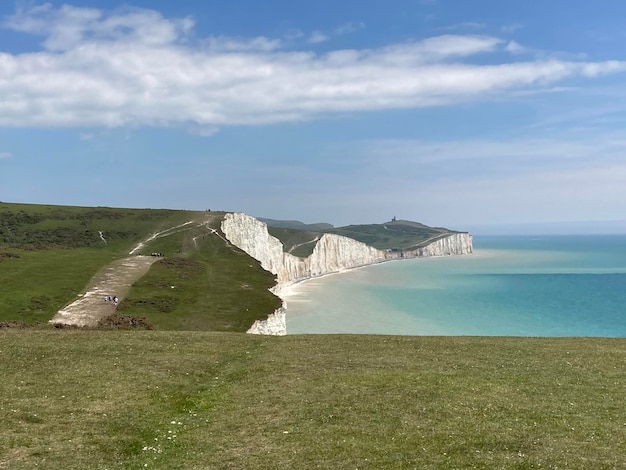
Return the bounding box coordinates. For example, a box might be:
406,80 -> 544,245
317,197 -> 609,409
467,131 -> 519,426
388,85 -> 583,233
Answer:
0,204 -> 201,250
51,322 -> 81,329
157,257 -> 205,278
97,314 -> 153,329
118,295 -> 179,313
0,320 -> 35,329
0,208 -> 135,248
25,295 -> 53,314
0,226 -> 134,248
0,251 -> 20,261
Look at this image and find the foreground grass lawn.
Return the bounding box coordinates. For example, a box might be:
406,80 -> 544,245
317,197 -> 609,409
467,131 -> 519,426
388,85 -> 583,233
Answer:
1,332 -> 624,469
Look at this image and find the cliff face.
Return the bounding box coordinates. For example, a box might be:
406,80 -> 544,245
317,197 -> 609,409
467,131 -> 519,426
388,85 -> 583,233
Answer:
221,212 -> 473,335
405,232 -> 474,257
221,212 -> 389,285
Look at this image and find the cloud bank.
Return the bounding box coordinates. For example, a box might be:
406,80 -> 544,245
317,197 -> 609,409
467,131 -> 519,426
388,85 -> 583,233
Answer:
1,4 -> 625,129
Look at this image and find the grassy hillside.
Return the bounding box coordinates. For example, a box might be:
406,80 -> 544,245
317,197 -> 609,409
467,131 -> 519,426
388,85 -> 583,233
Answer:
118,220 -> 281,331
0,203 -> 280,330
267,227 -> 321,257
328,219 -> 460,251
260,218 -> 334,232
266,218 -> 462,257
1,331 -> 623,469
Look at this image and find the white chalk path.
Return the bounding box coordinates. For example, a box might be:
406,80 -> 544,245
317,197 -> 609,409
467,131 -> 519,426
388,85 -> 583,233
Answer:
50,219 -> 207,327
287,236 -> 320,254
192,221 -> 233,249
129,221 -> 195,255
49,255 -> 158,327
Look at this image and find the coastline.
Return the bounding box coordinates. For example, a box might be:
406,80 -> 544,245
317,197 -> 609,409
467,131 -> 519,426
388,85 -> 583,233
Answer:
220,212 -> 473,335
272,250 -> 476,336
284,235 -> 626,337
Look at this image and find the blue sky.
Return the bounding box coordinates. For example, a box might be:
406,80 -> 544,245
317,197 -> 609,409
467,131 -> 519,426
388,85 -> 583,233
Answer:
1,0 -> 626,231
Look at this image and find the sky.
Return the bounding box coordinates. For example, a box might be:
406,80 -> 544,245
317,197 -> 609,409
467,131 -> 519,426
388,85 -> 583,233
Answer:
1,0 -> 626,232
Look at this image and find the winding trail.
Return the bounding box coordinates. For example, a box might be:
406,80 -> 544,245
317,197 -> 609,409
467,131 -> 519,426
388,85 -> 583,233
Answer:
50,218 -> 213,327
287,236 -> 320,254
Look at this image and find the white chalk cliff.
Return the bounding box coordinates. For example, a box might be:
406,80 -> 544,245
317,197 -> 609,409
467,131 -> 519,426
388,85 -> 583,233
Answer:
221,212 -> 473,335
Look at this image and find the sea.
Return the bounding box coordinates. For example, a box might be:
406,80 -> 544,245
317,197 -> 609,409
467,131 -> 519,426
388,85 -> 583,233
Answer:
284,235 -> 626,337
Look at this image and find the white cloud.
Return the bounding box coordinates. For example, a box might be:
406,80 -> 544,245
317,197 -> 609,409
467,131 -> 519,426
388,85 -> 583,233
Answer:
305,21 -> 363,45
4,4 -> 193,51
284,29 -> 305,40
505,40 -> 526,54
501,23 -> 524,34
360,135 -> 626,179
0,151 -> 12,159
0,4 -> 624,130
204,35 -> 282,52
308,31 -> 329,44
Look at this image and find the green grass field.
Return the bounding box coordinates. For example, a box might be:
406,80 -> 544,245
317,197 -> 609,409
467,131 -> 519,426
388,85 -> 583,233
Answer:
1,331 -> 624,469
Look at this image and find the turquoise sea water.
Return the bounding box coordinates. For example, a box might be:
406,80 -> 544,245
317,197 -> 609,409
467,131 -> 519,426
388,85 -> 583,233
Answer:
285,235 -> 626,337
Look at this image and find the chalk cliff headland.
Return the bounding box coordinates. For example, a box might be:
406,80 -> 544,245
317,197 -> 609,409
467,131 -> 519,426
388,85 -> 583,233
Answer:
221,212 -> 473,335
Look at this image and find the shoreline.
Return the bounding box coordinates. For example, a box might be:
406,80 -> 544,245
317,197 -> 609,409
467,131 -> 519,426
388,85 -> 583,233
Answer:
282,235 -> 626,337
275,251 -> 482,335
275,246 -> 488,300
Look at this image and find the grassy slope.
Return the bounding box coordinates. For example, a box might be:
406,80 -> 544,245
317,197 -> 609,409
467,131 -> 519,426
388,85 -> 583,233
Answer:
0,203 -> 197,324
118,221 -> 281,332
266,219 -> 461,257
0,203 -> 280,330
259,218 -> 334,232
267,227 -> 320,257
1,331 -> 624,469
327,220 -> 458,251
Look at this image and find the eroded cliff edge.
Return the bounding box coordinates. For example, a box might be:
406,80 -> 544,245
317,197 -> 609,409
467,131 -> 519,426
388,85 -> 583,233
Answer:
221,212 -> 473,335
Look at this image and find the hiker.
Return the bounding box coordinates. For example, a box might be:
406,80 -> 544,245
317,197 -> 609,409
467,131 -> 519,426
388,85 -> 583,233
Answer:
113,296 -> 118,305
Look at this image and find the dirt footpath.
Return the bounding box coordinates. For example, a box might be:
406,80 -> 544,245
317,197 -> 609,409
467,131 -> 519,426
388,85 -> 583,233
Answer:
49,216 -> 221,327
49,255 -> 158,327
